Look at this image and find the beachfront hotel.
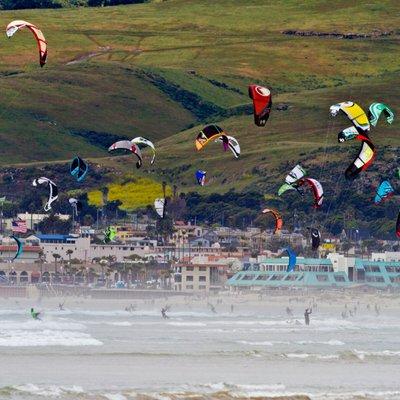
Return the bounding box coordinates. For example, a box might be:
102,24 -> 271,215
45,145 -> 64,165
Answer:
228,253 -> 400,290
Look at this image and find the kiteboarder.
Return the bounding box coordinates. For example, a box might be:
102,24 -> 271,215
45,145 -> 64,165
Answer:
31,308 -> 41,320
304,308 -> 312,326
161,306 -> 169,319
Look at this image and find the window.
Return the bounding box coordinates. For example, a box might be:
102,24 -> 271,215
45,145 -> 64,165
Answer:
364,265 -> 380,273
270,274 -> 283,281
199,276 -> 206,282
186,276 -> 193,282
334,275 -> 345,282
316,275 -> 328,282
366,276 -> 384,282
186,285 -> 194,290
199,267 -> 206,271
199,285 -> 207,290
186,266 -> 194,271
285,274 -> 297,281
242,274 -> 255,281
256,274 -> 269,281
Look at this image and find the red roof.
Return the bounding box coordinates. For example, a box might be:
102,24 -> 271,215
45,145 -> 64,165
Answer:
0,246 -> 41,253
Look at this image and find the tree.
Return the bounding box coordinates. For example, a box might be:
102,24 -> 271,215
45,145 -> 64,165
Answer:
52,253 -> 61,281
38,214 -> 72,234
83,214 -> 94,226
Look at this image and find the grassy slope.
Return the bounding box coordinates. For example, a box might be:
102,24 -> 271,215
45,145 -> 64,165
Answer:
0,0 -> 399,208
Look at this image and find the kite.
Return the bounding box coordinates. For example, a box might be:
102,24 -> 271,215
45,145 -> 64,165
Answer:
131,137 -> 156,165
374,180 -> 394,204
285,247 -> 297,273
6,20 -> 47,67
11,235 -> 23,261
108,140 -> 143,169
69,198 -> 83,213
344,134 -> 375,180
330,101 -> 370,133
196,125 -> 224,151
368,102 -> 395,127
70,156 -> 88,182
196,170 -> 207,186
261,208 -> 283,234
32,177 -> 58,211
309,228 -> 321,251
154,198 -> 166,218
297,178 -> 324,208
248,85 -> 272,126
396,212 -> 400,238
104,226 -> 117,243
216,135 -> 241,158
278,165 -> 306,196
338,126 -> 360,143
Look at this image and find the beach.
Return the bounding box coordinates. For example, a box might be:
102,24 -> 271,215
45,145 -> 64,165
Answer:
0,290 -> 399,399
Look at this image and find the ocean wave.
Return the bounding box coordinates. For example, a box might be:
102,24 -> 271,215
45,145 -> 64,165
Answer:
2,383 -> 400,400
0,320 -> 86,331
0,329 -> 102,347
296,339 -> 345,346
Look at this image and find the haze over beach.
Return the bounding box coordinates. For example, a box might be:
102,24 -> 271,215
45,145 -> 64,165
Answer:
0,0 -> 399,399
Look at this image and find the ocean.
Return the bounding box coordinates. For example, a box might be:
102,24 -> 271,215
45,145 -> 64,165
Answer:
0,294 -> 399,399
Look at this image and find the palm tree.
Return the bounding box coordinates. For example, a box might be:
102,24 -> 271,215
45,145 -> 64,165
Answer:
66,249 -> 73,263
52,253 -> 61,282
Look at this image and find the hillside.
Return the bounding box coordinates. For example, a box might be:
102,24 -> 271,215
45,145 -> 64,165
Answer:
0,0 -> 399,237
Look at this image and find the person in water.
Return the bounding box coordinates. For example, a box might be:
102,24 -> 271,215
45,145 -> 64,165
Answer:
161,306 -> 169,319
304,308 -> 312,326
58,303 -> 64,311
286,306 -> 293,317
31,308 -> 41,320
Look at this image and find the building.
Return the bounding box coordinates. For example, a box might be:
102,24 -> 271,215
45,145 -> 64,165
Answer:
30,234 -> 159,263
227,254 -> 400,289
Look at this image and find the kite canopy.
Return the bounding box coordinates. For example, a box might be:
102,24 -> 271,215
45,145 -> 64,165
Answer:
131,137 -> 156,165
298,178 -> 324,208
32,177 -> 58,212
368,102 -> 395,127
261,208 -> 283,234
330,101 -> 370,133
70,156 -> 88,182
285,247 -> 297,273
278,165 -> 306,196
195,170 -> 207,186
11,235 -> 23,261
154,198 -> 166,218
278,183 -> 297,197
104,226 -> 117,244
285,164 -> 306,185
248,84 -> 272,127
69,198 -> 82,213
309,228 -> 321,251
344,134 -> 375,180
108,140 -> 143,169
338,126 -> 359,143
374,180 -> 394,205
396,212 -> 400,238
215,135 -> 241,158
6,20 -> 47,67
195,125 -> 225,151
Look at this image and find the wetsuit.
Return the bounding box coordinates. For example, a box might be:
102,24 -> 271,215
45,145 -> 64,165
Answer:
304,308 -> 312,326
31,308 -> 40,320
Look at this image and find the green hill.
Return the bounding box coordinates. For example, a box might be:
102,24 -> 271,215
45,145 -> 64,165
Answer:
0,0 -> 399,237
